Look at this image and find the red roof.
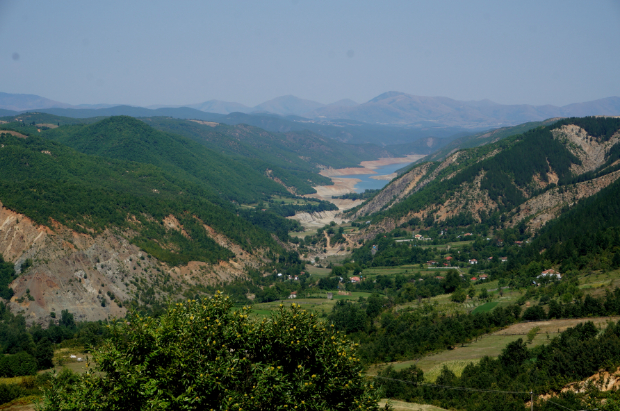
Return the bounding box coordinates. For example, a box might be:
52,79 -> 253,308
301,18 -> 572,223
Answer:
350,276 -> 361,282
471,277 -> 477,281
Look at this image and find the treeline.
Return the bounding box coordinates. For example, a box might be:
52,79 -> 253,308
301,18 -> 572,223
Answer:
378,321 -> 620,411
0,303 -> 107,377
329,299 -> 520,363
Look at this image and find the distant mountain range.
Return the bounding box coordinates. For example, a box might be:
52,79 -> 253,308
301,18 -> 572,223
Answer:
1,91 -> 619,129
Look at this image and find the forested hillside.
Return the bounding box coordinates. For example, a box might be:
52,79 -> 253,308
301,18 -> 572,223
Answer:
0,127 -> 278,265
351,117 -> 620,233
39,116 -> 292,202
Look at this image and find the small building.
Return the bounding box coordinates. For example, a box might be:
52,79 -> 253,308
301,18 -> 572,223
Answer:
500,257 -> 508,263
479,274 -> 489,280
435,276 -> 444,280
445,256 -> 453,261
538,269 -> 562,280
464,233 -> 473,237
515,241 -> 523,246
414,234 -> 423,239
471,277 -> 478,281
469,259 -> 478,265
488,257 -> 493,261
350,276 -> 361,283
427,260 -> 437,265
288,291 -> 297,299
327,292 -> 333,300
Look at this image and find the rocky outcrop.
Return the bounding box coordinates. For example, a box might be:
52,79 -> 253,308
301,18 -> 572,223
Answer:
0,202 -> 262,325
352,163 -> 432,218
552,125 -> 620,174
511,169 -> 620,231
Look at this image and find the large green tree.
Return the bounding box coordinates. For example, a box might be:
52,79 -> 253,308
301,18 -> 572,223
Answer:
41,293 -> 382,411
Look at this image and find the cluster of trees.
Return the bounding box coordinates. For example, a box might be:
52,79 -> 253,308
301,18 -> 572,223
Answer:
333,189 -> 380,201
0,302 -> 110,379
39,296 -> 382,411
328,297 -> 521,363
378,321 -> 620,411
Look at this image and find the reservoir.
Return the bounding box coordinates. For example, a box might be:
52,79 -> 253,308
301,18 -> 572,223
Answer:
338,162 -> 413,193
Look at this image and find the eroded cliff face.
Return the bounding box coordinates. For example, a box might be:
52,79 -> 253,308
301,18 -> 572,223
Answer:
512,169 -> 620,231
0,203 -> 263,325
552,125 -> 620,175
348,123 -> 620,243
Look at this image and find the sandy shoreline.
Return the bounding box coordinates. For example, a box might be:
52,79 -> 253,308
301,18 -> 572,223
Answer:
319,154 -> 425,178
308,154 -> 425,209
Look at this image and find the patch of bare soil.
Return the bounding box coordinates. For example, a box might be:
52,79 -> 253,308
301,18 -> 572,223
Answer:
188,119 -> 218,127
307,177 -> 361,199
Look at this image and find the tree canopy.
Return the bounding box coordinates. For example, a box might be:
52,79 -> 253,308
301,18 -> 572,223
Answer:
41,294 -> 382,411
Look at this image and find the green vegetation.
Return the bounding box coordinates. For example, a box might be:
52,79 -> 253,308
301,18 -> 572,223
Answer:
42,116 -> 290,203
41,295 -> 382,411
377,321 -> 620,411
0,126 -> 282,265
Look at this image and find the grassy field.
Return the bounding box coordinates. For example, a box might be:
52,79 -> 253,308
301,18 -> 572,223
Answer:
249,291 -> 375,317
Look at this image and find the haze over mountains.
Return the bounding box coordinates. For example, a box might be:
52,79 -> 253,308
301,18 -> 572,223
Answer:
2,91 -> 619,130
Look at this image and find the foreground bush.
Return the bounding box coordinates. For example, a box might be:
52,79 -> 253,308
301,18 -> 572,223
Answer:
41,292 -> 382,410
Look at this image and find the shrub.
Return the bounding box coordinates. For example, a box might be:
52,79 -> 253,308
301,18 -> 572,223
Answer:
41,293 -> 382,410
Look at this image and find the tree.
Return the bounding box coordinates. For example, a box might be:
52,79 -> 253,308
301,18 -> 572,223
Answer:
443,270 -> 460,293
41,293 -> 382,411
467,287 -> 476,300
451,289 -> 467,303
479,288 -> 489,300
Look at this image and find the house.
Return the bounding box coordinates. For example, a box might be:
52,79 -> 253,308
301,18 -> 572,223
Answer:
515,241 -> 523,246
414,234 -> 423,239
277,273 -> 283,277
488,257 -> 493,261
350,276 -> 361,283
293,276 -> 299,281
479,274 -> 489,280
464,233 -> 473,237
469,259 -> 478,265
445,256 -> 453,261
471,277 -> 478,281
500,257 -> 508,263
435,276 -> 444,280
538,269 -> 562,280
427,260 -> 437,265
288,291 -> 297,299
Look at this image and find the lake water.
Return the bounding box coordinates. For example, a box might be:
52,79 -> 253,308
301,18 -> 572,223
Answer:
339,162 -> 413,193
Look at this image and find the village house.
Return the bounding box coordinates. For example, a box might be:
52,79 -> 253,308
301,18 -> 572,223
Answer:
350,276 -> 361,283
471,277 -> 477,281
500,257 -> 508,263
538,269 -> 562,280
469,259 -> 478,264
427,260 -> 437,265
479,274 -> 489,280
288,291 -> 297,299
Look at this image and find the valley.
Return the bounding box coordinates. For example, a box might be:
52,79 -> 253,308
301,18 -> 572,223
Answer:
1,113 -> 620,411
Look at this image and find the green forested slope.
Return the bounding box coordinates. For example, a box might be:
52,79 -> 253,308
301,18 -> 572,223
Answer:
40,116 -> 290,203
0,130 -> 279,265
370,117 -> 620,225
141,118 -> 395,193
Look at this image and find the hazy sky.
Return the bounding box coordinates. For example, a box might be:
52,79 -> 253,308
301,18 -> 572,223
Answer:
2,0 -> 619,107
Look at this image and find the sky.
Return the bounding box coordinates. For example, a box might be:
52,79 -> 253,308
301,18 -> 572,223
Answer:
1,0 -> 620,107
